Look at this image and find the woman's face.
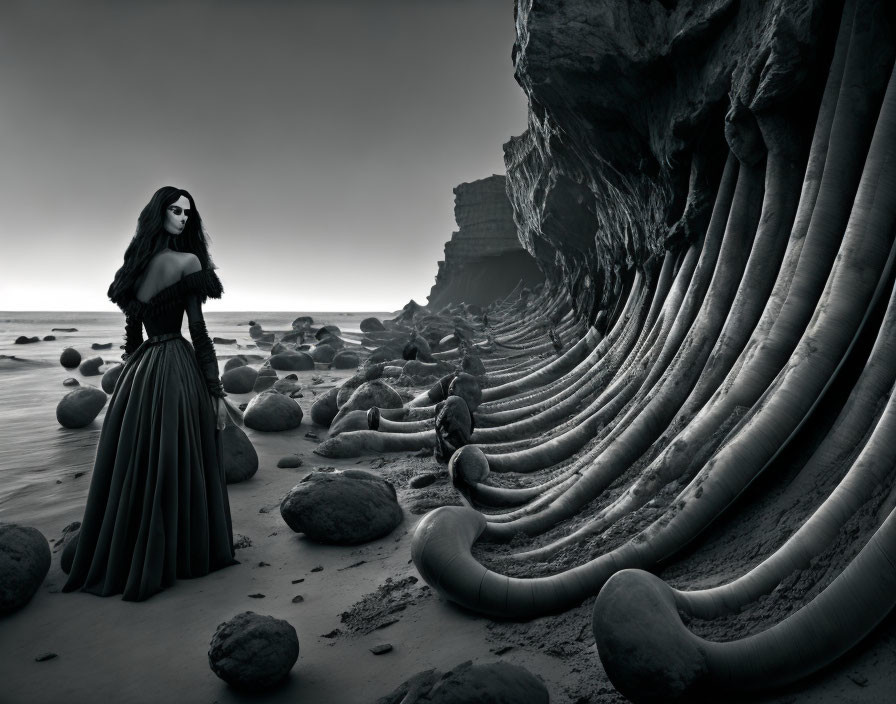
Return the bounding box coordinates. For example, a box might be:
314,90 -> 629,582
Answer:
163,195 -> 191,236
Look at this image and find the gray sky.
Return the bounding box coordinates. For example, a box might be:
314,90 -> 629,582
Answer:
0,0 -> 527,311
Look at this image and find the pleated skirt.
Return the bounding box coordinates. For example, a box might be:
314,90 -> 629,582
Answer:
62,334 -> 237,601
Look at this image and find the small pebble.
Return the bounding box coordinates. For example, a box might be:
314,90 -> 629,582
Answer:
311,565 -> 323,573
291,578 -> 305,584
409,473 -> 438,489
35,653 -> 57,662
369,644 -> 393,655
292,595 -> 304,603
321,629 -> 341,638
304,432 -> 320,440
248,593 -> 265,599
257,561 -> 270,567
277,455 -> 303,469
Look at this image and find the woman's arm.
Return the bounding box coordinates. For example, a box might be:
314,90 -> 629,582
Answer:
121,312 -> 144,362
185,294 -> 226,399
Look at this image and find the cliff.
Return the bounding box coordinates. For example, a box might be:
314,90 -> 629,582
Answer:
427,175 -> 544,310
504,0 -> 844,321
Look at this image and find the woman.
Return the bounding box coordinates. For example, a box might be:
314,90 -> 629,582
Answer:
63,186 -> 239,601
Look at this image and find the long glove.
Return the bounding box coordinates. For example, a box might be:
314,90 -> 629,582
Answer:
188,318 -> 227,398
120,313 -> 144,362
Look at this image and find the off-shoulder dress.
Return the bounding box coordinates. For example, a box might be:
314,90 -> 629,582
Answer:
62,267 -> 237,601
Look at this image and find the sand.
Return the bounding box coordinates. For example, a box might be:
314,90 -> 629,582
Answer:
3,361 -> 896,703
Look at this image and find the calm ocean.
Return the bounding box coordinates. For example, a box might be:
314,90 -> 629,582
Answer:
0,310 -> 387,532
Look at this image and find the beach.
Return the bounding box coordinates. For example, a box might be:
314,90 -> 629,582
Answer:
2,311 -> 896,704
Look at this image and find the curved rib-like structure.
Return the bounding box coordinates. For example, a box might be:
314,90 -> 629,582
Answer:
307,1 -> 896,700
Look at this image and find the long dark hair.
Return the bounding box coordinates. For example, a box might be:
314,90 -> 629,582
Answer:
107,186 -> 216,307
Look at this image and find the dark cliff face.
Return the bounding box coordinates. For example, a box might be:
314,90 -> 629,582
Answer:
505,0 -> 840,321
427,175 -> 544,310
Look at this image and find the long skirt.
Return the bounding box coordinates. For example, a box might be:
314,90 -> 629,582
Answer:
62,333 -> 236,601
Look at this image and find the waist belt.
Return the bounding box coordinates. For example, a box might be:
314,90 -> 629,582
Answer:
146,332 -> 185,345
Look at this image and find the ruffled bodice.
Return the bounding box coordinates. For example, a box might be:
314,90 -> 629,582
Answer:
119,267 -> 224,337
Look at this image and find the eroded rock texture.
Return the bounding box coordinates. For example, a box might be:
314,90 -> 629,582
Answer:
427,175 -> 544,309
505,0 -> 838,321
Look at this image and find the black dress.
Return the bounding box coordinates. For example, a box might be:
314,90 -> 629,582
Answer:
63,267 -> 237,601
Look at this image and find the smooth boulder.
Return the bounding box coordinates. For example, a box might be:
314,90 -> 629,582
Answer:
60,529 -> 79,574
223,366 -> 258,394
360,317 -> 386,332
0,524 -> 51,614
223,355 -> 249,373
244,390 -> 303,432
208,611 -> 299,690
309,343 -> 336,364
315,325 -> 341,340
330,350 -> 359,369
101,363 -> 125,393
222,424 -> 259,483
60,347 -> 81,368
56,386 -> 108,428
269,351 -> 314,372
374,661 -> 549,704
252,362 -> 278,393
280,469 -> 402,544
331,380 -> 403,426
78,356 -> 103,376
273,374 -> 302,396
309,386 -> 339,427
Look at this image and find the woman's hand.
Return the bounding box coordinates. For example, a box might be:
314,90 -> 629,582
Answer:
215,396 -> 228,430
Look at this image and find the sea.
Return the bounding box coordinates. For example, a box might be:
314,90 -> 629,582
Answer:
0,310 -> 387,532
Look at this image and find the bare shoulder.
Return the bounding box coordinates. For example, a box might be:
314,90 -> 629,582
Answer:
180,253 -> 202,276
135,252 -> 200,302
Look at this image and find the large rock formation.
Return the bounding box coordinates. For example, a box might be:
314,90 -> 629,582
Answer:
427,175 -> 544,309
504,0 -> 841,322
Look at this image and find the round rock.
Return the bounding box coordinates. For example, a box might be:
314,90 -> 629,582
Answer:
253,362 -> 278,393
269,351 -> 315,371
273,374 -> 302,396
309,343 -> 336,364
60,347 -> 81,368
78,356 -> 103,376
56,385 -> 108,428
277,455 -> 302,469
0,524 -> 51,615
330,350 -> 359,369
331,380 -> 403,426
223,366 -> 258,394
360,317 -> 385,332
222,424 -> 259,483
208,611 -> 299,690
428,661 -> 549,704
223,355 -> 249,373
60,529 -> 80,574
309,386 -> 339,427
101,363 -> 125,394
244,390 -> 303,432
315,325 -> 341,340
280,469 -> 402,544
62,377 -> 79,387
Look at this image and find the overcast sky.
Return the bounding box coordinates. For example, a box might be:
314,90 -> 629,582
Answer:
0,0 -> 527,312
